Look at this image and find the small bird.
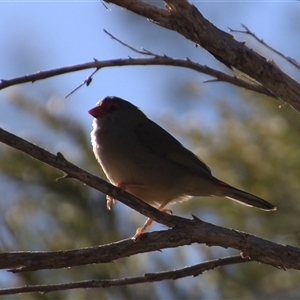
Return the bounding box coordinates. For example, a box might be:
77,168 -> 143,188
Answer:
88,96 -> 276,238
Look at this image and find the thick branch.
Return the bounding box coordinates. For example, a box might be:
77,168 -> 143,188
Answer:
0,56 -> 273,97
0,256 -> 249,295
0,220 -> 299,273
105,0 -> 300,111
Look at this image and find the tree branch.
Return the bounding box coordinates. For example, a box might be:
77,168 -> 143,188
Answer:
1,218 -> 300,273
0,256 -> 249,295
0,56 -> 273,98
105,0 -> 300,111
0,127 -> 175,229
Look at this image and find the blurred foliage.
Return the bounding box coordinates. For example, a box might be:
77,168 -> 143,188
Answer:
161,91 -> 300,299
1,86 -> 300,299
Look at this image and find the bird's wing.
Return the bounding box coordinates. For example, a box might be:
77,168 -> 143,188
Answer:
134,117 -> 212,178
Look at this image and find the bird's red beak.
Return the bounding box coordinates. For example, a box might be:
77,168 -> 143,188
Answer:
88,106 -> 102,118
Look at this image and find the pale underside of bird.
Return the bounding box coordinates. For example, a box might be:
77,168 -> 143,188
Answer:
88,96 -> 276,239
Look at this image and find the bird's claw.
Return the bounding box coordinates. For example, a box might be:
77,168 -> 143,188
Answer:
132,217 -> 154,240
132,227 -> 144,241
106,195 -> 117,210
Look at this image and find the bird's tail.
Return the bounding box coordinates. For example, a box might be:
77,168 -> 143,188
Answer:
217,180 -> 276,211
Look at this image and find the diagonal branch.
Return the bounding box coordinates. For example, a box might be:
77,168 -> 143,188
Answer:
105,0 -> 300,112
0,256 -> 250,295
0,127 -> 175,229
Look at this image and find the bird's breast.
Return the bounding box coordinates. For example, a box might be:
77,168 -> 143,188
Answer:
90,118 -> 202,205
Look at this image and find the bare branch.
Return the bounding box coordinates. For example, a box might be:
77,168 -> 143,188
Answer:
105,0 -> 300,112
0,56 -> 274,98
0,256 -> 249,296
104,29 -> 155,56
229,24 -> 300,70
65,67 -> 98,98
1,218 -> 300,273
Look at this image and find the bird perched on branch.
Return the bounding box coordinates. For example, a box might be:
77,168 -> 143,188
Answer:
88,96 -> 276,239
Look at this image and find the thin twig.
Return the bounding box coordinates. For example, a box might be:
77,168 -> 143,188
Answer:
65,67 -> 99,98
0,256 -> 250,295
65,29 -> 162,97
101,0 -> 110,10
229,24 -> 300,69
104,29 -> 156,56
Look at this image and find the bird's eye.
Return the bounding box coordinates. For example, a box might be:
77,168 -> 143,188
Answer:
106,104 -> 118,113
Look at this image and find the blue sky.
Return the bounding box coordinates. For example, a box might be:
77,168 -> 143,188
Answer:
1,1 -> 299,133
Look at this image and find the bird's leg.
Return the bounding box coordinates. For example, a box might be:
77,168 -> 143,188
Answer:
106,182 -> 129,210
133,200 -> 172,240
106,182 -> 144,210
106,195 -> 117,211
